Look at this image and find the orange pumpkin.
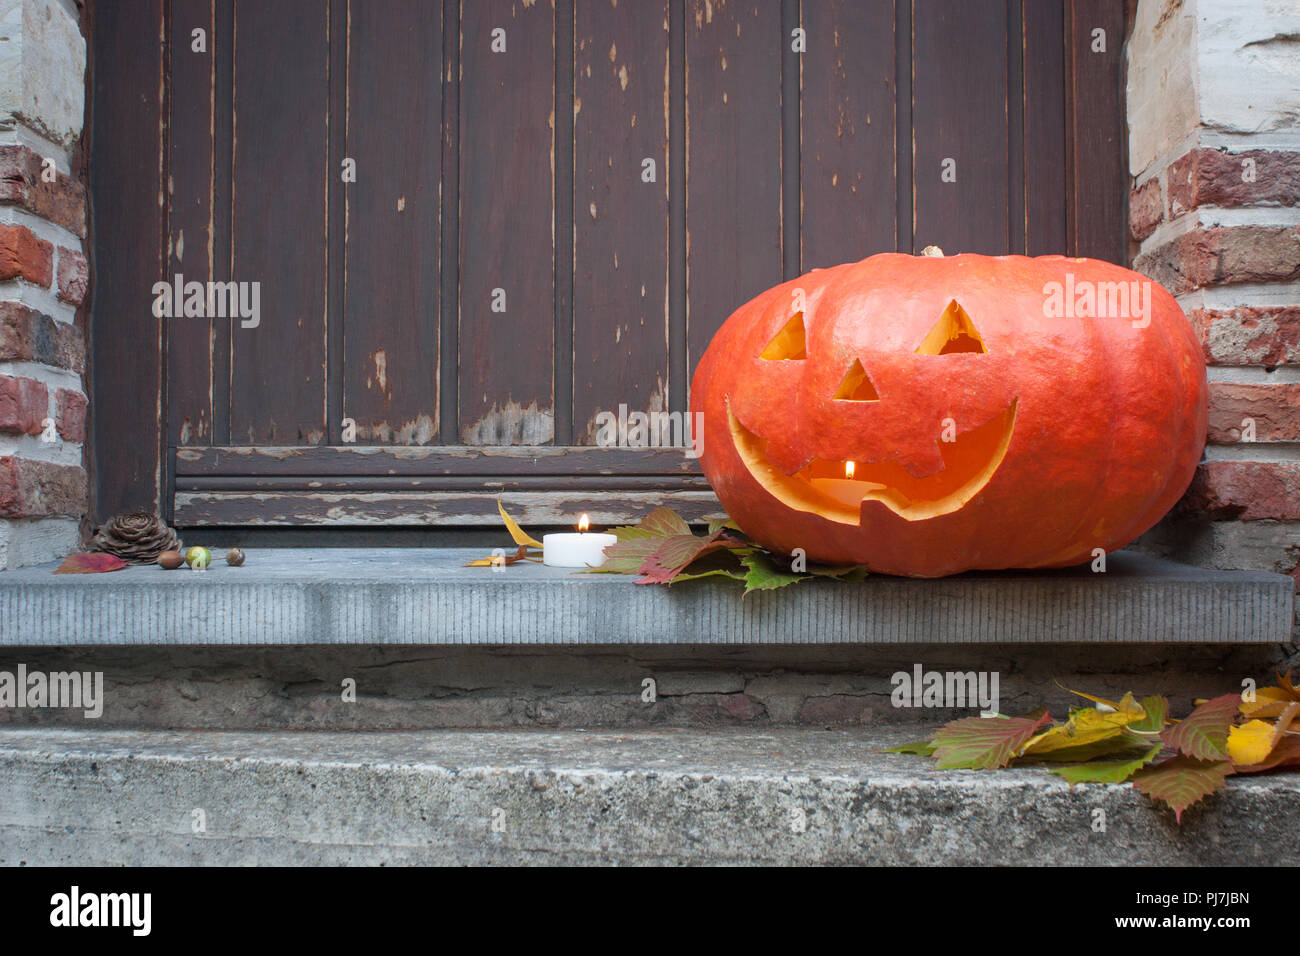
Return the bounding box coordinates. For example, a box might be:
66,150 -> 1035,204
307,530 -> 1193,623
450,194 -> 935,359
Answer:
690,250 -> 1207,577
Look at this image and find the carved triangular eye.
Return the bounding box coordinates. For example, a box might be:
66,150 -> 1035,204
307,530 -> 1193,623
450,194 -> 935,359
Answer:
916,300 -> 987,355
760,313 -> 806,360
832,358 -> 880,401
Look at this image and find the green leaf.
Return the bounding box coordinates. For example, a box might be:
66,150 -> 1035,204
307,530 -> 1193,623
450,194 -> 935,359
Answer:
806,562 -> 869,582
931,711 -> 1052,770
1131,756 -> 1234,823
1161,694 -> 1238,761
670,567 -> 747,583
1049,743 -> 1163,785
1022,738 -> 1155,764
885,740 -> 938,756
706,517 -> 745,536
1129,695 -> 1169,733
739,551 -> 804,594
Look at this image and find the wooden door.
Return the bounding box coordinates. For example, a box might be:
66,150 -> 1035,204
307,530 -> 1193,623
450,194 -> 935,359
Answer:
91,0 -> 1126,528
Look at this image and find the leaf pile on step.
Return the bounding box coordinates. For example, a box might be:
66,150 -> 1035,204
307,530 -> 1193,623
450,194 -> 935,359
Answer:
468,503 -> 867,594
585,506 -> 867,593
888,674 -> 1300,822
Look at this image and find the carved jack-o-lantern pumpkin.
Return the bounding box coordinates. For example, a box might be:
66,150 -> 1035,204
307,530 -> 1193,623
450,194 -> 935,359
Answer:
690,250 -> 1207,577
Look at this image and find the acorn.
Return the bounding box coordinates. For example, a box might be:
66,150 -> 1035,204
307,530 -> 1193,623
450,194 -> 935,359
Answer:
157,550 -> 184,570
225,547 -> 246,567
185,546 -> 211,571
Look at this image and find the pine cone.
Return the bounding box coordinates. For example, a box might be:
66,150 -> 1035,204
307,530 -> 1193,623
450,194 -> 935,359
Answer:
92,512 -> 182,565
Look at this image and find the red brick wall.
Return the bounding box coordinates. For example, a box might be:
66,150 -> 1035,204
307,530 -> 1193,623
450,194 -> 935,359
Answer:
1131,148 -> 1300,594
0,144 -> 89,568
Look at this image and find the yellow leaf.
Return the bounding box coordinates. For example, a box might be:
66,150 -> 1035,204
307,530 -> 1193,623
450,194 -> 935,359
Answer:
1059,685 -> 1145,718
498,499 -> 543,548
1227,719 -> 1277,766
1021,702 -> 1146,757
1240,686 -> 1295,719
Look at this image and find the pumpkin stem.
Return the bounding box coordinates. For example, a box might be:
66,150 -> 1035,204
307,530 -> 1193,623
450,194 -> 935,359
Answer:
920,245 -> 944,257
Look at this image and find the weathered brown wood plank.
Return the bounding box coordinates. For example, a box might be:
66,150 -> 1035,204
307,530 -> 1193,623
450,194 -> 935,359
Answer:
1023,0 -> 1066,255
458,0 -> 556,445
175,475 -> 710,491
911,0 -> 1010,254
91,0 -> 166,517
1066,0 -> 1125,261
174,490 -> 725,526
799,0 -> 897,269
573,0 -> 671,445
343,0 -> 442,445
685,0 -> 784,380
167,0 -> 215,447
229,0 -> 329,444
175,444 -> 705,476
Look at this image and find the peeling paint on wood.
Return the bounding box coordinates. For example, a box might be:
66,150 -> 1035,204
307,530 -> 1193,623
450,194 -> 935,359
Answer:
174,490 -> 724,526
461,401 -> 555,446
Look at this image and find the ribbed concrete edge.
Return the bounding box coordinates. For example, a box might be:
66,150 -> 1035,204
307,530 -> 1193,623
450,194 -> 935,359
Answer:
0,728 -> 1294,865
0,550 -> 1292,644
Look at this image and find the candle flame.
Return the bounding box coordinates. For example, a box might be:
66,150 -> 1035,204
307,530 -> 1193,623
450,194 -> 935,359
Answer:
578,513 -> 590,533
845,460 -> 855,480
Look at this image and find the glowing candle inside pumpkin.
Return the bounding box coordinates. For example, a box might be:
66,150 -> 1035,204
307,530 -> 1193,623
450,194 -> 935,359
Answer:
808,459 -> 887,510
543,513 -> 618,568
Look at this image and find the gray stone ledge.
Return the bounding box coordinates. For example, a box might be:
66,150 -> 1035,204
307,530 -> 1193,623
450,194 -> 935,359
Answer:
0,548 -> 1291,646
0,727 -> 1294,865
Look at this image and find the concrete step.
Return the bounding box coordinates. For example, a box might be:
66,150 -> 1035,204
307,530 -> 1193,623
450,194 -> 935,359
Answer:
0,548 -> 1292,646
1,727 -> 1294,865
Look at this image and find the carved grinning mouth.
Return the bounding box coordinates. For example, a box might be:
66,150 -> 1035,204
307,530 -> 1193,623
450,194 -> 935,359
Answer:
726,399 -> 1018,523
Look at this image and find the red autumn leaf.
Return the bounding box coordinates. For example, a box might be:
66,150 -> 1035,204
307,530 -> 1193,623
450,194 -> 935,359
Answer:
1160,694 -> 1238,761
1131,756 -> 1234,823
54,552 -> 128,574
931,711 -> 1052,770
611,506 -> 691,541
595,537 -> 665,574
637,531 -> 745,585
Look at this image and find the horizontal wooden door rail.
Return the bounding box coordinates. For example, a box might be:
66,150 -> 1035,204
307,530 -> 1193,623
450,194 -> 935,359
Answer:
175,445 -> 705,477
175,475 -> 712,492
172,489 -> 724,527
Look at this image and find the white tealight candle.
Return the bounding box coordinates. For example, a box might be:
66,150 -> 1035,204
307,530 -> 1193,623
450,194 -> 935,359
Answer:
543,514 -> 618,568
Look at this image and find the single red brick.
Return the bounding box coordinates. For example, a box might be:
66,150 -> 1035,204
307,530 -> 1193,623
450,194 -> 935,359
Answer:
1167,148 -> 1300,215
1189,306 -> 1300,367
1129,176 -> 1163,241
56,247 -> 87,305
0,456 -> 87,517
55,388 -> 86,442
0,145 -> 87,237
1182,461 -> 1300,521
0,223 -> 53,287
1134,226 -> 1300,295
0,375 -> 49,436
1207,383 -> 1300,442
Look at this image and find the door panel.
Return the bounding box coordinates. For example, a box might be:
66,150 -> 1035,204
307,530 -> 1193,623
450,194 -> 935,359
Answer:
342,0 -> 443,444
458,0 -> 556,446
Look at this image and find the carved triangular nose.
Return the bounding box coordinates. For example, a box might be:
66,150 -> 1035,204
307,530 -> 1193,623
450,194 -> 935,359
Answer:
832,358 -> 880,402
